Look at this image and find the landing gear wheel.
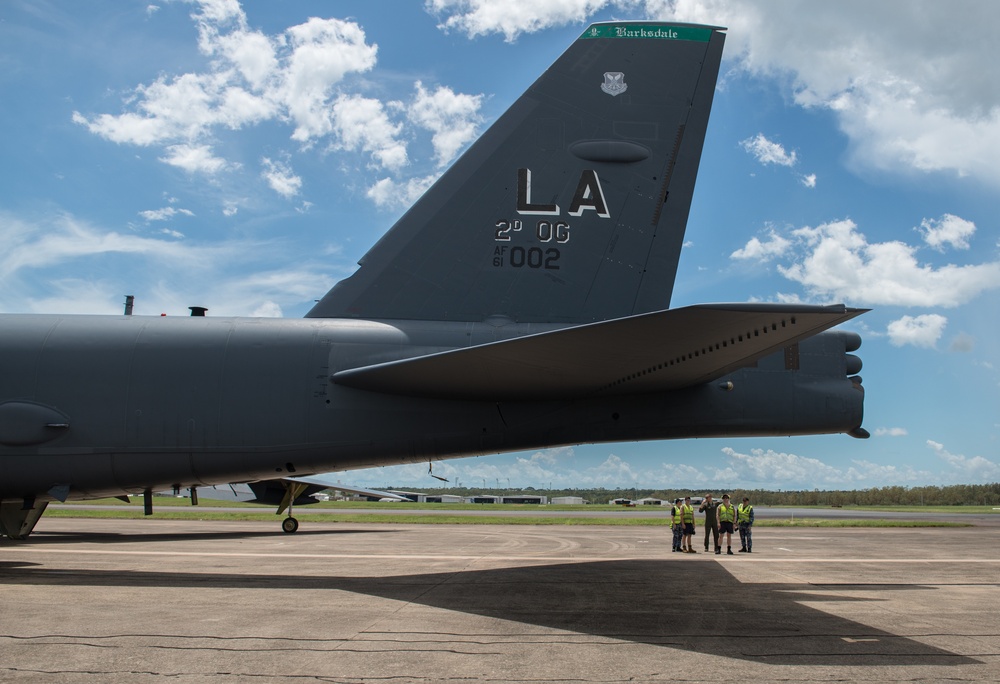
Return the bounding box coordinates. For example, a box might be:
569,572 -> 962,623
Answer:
281,517 -> 299,534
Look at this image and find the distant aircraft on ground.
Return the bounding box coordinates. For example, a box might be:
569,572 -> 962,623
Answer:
190,478 -> 409,513
0,22 -> 867,540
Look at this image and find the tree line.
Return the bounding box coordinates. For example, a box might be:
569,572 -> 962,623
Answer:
379,483 -> 1000,506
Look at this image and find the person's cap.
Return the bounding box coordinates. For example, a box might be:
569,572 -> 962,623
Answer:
743,497 -> 750,501
675,498 -> 682,503
684,496 -> 691,500
722,494 -> 730,499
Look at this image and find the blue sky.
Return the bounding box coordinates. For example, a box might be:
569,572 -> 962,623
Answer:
2,1 -> 998,492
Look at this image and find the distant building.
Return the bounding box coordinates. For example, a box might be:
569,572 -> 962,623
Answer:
467,495 -> 500,504
501,495 -> 547,504
551,496 -> 584,505
635,497 -> 665,505
422,494 -> 463,503
610,498 -> 633,505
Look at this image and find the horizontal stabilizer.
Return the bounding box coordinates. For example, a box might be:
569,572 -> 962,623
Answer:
333,304 -> 866,400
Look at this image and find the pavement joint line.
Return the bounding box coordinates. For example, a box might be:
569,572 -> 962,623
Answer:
6,548 -> 1000,563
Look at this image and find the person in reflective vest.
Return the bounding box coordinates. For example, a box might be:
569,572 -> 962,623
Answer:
670,498 -> 684,552
682,496 -> 696,553
717,494 -> 736,555
737,496 -> 755,553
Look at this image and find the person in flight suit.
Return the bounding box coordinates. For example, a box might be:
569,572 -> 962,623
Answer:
699,493 -> 719,554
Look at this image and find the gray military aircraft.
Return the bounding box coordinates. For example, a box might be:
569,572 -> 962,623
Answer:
0,22 -> 867,540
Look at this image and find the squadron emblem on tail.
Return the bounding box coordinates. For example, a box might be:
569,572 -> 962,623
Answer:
601,71 -> 628,96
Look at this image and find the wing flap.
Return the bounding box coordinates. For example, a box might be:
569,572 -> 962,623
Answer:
332,303 -> 866,400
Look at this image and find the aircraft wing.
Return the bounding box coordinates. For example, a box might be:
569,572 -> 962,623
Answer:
192,477 -> 407,504
283,476 -> 409,502
333,303 -> 867,400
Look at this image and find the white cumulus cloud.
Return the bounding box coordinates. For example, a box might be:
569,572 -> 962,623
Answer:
927,440 -> 1000,482
722,446 -> 847,485
250,300 -> 283,317
740,133 -> 797,167
887,314 -> 947,348
367,174 -> 441,209
73,4 -> 381,173
775,218 -> 1000,307
427,0 -> 622,42
260,157 -> 302,198
408,81 -> 484,167
330,95 -> 407,171
720,446 -> 928,488
139,207 -> 195,222
917,214 -> 976,252
730,228 -> 791,261
159,144 -> 232,174
280,17 -> 379,143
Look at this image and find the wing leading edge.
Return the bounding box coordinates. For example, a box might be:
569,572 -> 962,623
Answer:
333,304 -> 867,400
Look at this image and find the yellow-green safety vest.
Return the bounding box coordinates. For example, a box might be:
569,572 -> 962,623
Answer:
718,503 -> 735,523
737,503 -> 753,523
682,504 -> 694,523
671,506 -> 682,524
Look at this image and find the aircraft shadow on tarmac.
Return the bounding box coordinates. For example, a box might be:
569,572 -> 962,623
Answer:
0,558 -> 974,666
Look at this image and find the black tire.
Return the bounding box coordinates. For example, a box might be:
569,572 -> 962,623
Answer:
281,517 -> 299,534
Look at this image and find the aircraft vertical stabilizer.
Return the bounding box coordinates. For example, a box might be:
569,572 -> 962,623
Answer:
308,23 -> 726,324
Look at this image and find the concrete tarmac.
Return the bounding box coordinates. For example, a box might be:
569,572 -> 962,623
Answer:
1,518 -> 998,682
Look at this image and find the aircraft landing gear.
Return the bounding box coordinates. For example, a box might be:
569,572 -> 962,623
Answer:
276,480 -> 309,533
0,500 -> 48,540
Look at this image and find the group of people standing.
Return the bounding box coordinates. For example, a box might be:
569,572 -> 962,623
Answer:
670,493 -> 754,555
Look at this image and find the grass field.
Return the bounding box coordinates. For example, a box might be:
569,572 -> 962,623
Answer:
47,498 -> 976,527
826,505 -> 1000,514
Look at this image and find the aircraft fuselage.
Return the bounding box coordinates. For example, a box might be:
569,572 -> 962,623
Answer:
0,313 -> 863,501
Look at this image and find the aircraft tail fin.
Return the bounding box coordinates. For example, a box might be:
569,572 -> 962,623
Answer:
308,22 -> 726,324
